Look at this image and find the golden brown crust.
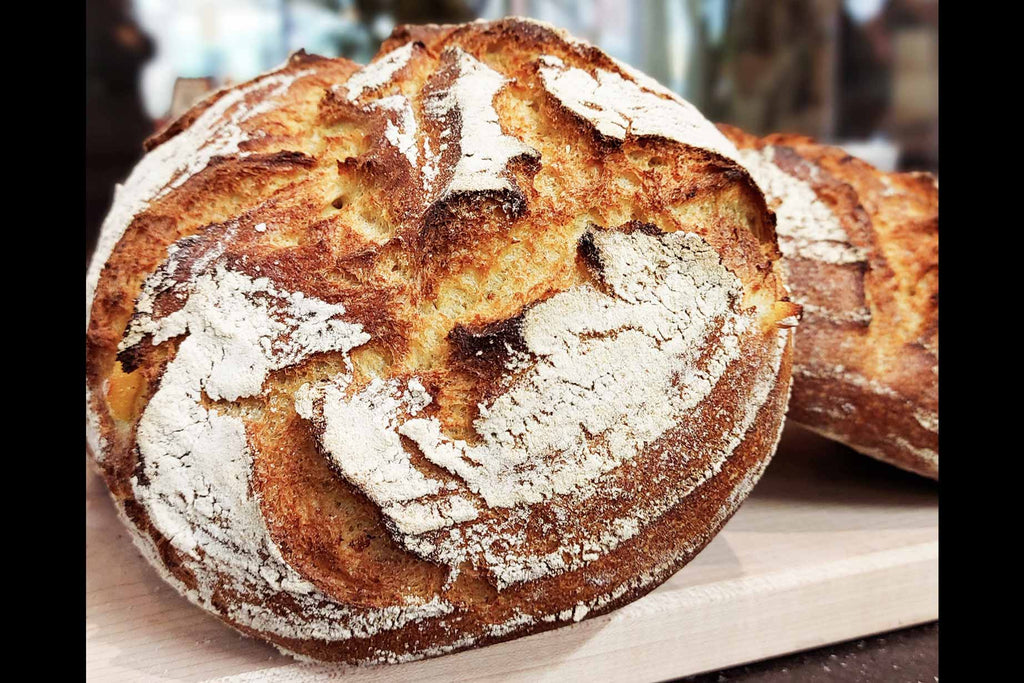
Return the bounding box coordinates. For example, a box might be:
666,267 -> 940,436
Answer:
720,125 -> 938,478
86,18 -> 794,664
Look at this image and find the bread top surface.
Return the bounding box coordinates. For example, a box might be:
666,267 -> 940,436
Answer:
720,125 -> 938,474
86,18 -> 795,660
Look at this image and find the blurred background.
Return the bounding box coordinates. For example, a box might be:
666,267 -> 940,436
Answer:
85,0 -> 938,261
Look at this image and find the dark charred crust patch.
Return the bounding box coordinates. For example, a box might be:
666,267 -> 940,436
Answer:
117,345 -> 146,375
447,315 -> 531,392
449,315 -> 528,363
421,188 -> 529,236
576,230 -> 603,275
131,447 -> 151,488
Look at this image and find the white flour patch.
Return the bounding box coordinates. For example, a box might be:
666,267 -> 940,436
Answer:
421,135 -> 441,191
118,234 -> 453,641
735,146 -> 866,266
537,55 -> 739,161
373,95 -> 420,167
86,67 -> 311,327
344,42 -> 415,100
424,48 -> 540,198
296,377 -> 479,536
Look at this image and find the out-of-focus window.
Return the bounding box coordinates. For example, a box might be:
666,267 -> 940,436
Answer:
87,0 -> 937,258
127,0 -> 938,170
481,0 -> 937,171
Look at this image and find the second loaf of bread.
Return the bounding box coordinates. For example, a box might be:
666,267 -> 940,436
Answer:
721,125 -> 938,478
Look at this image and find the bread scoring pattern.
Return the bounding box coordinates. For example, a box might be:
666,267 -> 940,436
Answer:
537,55 -> 736,159
116,224 -> 460,642
296,227 -> 782,590
85,68 -> 313,329
87,18 -> 794,663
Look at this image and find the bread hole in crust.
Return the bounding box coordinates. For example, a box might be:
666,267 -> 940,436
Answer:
325,182 -> 397,245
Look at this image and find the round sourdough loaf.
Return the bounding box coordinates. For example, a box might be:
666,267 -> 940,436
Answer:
86,18 -> 796,664
720,126 -> 938,479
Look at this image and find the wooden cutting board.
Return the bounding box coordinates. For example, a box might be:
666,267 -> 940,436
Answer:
86,425 -> 938,682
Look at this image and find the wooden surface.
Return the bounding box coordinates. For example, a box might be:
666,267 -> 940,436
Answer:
86,425 -> 938,682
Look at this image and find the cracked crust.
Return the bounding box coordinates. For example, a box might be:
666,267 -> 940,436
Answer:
86,18 -> 794,664
721,125 -> 938,479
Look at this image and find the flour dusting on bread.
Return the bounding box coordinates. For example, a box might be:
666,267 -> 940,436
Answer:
86,68 -> 311,325
736,145 -> 866,266
295,228 -> 769,586
538,55 -> 737,159
424,47 -> 540,199
344,42 -> 416,100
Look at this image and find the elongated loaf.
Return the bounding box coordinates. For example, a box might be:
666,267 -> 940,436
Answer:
85,18 -> 796,664
721,125 -> 938,478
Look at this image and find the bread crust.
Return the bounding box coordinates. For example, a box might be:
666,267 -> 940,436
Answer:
86,18 -> 794,664
720,125 -> 938,478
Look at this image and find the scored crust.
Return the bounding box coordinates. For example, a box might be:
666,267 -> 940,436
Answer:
86,18 -> 795,664
720,125 -> 938,479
